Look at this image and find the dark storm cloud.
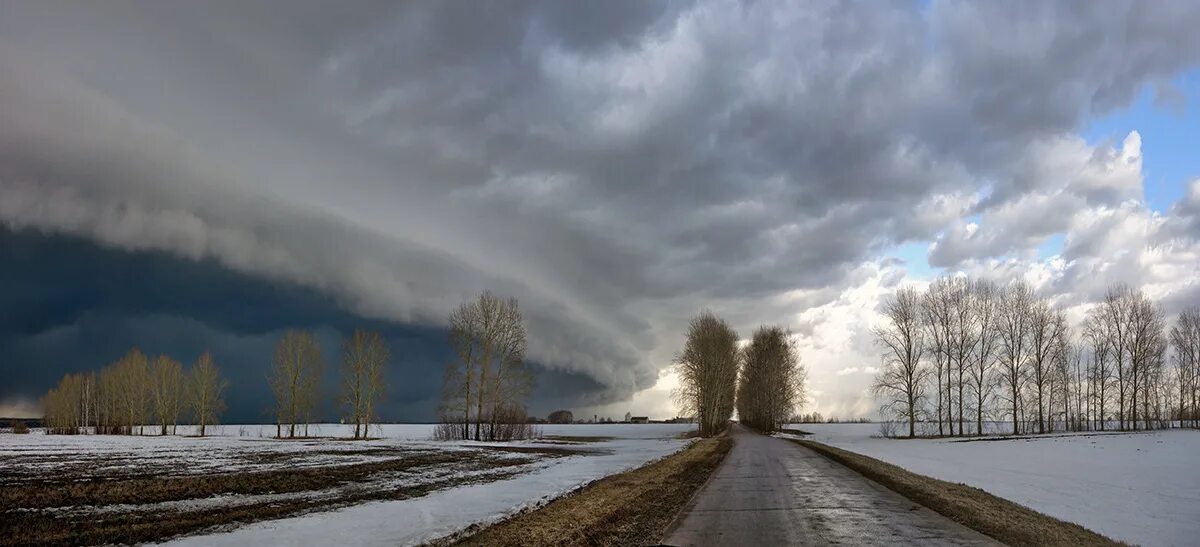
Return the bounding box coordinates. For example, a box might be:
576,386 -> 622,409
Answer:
2,0 -> 1200,415
0,227 -> 614,421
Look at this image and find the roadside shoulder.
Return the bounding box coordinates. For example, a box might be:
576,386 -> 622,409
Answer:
445,436 -> 732,547
788,438 -> 1126,547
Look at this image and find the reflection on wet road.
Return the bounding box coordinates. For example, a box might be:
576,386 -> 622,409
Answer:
664,424 -> 1000,546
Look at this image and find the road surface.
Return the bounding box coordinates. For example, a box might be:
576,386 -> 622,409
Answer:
663,424 -> 1000,546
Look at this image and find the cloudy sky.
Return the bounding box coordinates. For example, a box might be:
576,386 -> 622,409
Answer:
2,1 -> 1199,421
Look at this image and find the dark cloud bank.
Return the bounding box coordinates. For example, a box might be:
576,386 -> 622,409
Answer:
0,227 -> 603,421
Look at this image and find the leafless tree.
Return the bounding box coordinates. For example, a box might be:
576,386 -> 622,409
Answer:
189,352 -> 228,437
42,373 -> 85,434
271,330 -> 324,438
736,325 -> 807,433
1126,290 -> 1165,430
967,279 -> 1000,435
872,287 -> 928,438
341,329 -> 389,439
440,291 -> 532,441
1063,341 -> 1085,431
116,348 -> 150,435
674,310 -> 739,438
948,277 -> 977,435
1092,286 -> 1133,429
998,281 -> 1033,435
1171,308 -> 1200,428
150,355 -> 184,436
1084,316 -> 1113,431
923,279 -> 954,436
97,364 -> 123,434
1028,301 -> 1067,434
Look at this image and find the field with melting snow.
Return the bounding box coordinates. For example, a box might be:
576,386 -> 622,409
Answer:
0,423 -> 695,546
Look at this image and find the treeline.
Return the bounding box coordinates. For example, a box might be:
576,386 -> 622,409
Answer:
41,327 -> 392,439
793,412 -> 872,424
42,350 -> 227,436
675,311 -> 808,436
41,291 -> 533,442
436,291 -> 534,441
872,277 -> 1200,438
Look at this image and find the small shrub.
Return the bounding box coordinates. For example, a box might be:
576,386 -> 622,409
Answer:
877,420 -> 899,438
9,420 -> 30,434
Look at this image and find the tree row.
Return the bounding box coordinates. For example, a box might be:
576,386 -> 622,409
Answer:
42,350 -> 226,436
41,327 -> 390,439
675,311 -> 808,436
872,277 -> 1200,438
42,291 -> 530,441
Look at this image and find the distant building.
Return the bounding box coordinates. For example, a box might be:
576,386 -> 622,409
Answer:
629,416 -> 649,424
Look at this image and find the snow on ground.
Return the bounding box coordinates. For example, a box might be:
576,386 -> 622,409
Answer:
0,423 -> 694,481
1,423 -> 694,545
159,424 -> 693,546
792,423 -> 1200,547
0,427 -> 480,480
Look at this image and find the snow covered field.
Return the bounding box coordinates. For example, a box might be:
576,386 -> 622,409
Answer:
793,423 -> 1200,547
0,423 -> 694,546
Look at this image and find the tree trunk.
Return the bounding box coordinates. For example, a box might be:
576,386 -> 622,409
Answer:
1012,383 -> 1019,435
907,391 -> 916,439
958,367 -> 965,435
1038,391 -> 1045,434
976,390 -> 983,437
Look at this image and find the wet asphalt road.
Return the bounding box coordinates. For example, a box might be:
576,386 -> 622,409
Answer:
663,424 -> 1001,546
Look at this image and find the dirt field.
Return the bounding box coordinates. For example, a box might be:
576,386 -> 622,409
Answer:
0,435 -> 584,546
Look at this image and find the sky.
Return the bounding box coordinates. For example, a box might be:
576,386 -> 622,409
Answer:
2,1 -> 1199,422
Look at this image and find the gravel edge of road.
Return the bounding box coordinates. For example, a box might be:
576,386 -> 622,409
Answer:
444,435 -> 733,547
789,438 -> 1127,547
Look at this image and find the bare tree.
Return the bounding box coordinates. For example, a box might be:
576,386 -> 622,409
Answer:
271,330 -> 324,438
189,352 -> 228,437
1028,301 -> 1066,434
1171,308 -> 1200,428
736,325 -> 806,433
872,287 -> 928,438
42,373 -> 85,434
948,277 -> 976,435
923,279 -> 954,436
998,281 -> 1033,435
1063,342 -> 1085,431
675,310 -> 739,438
967,279 -> 1000,435
483,296 -> 531,439
1126,290 -> 1165,430
150,355 -> 184,436
440,291 -> 532,441
98,364 -> 124,434
116,348 -> 150,435
341,329 -> 390,439
441,301 -> 480,440
1084,316 -> 1113,431
1093,285 -> 1132,429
